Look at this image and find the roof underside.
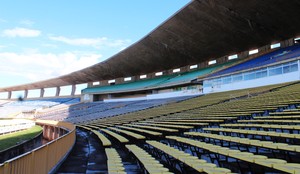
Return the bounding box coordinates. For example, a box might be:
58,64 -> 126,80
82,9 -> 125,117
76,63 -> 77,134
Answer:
1,0 -> 300,92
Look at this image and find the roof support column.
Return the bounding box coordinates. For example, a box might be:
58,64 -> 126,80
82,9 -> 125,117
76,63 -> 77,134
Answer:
216,56 -> 228,64
71,85 -> 76,96
87,82 -> 93,87
24,89 -> 28,99
181,66 -> 189,73
258,45 -> 270,53
280,38 -> 295,48
7,91 -> 12,100
55,87 -> 60,97
199,61 -> 207,69
40,88 -> 45,98
238,51 -> 249,60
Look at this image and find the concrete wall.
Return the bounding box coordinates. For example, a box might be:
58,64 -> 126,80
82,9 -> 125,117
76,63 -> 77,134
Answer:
0,133 -> 43,164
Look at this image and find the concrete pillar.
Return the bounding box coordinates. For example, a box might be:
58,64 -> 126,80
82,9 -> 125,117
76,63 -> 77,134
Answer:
199,61 -> 207,69
87,82 -> 93,87
238,50 -> 249,60
24,90 -> 28,99
71,85 -> 76,96
280,38 -> 294,48
181,65 -> 189,73
147,73 -> 156,79
258,45 -> 270,53
167,69 -> 174,75
130,76 -> 136,82
115,78 -> 123,84
40,88 -> 45,98
217,56 -> 228,64
7,91 -> 12,99
55,87 -> 60,97
43,125 -> 50,140
100,80 -> 109,86
54,127 -> 59,139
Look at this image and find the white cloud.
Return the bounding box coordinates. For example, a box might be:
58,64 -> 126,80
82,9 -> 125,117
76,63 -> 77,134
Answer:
20,19 -> 35,26
2,27 -> 41,38
42,43 -> 58,48
0,51 -> 102,82
49,36 -> 131,49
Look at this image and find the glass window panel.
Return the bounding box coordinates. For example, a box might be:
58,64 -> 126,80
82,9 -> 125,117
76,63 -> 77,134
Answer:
222,77 -> 232,84
256,70 -> 267,78
213,79 -> 222,85
283,65 -> 291,73
244,72 -> 255,80
232,74 -> 243,82
269,67 -> 282,76
290,64 -> 298,72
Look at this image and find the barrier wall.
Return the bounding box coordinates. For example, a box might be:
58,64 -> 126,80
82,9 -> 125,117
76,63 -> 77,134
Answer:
0,120 -> 75,174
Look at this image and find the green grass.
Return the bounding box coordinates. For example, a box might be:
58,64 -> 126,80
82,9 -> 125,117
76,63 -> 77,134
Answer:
0,125 -> 43,151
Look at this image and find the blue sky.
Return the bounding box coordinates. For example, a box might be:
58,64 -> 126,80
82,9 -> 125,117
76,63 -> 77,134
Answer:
0,0 -> 190,93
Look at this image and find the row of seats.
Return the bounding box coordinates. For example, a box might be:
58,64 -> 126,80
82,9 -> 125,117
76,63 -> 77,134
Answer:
167,136 -> 300,173
36,97 -> 192,123
73,81 -> 300,173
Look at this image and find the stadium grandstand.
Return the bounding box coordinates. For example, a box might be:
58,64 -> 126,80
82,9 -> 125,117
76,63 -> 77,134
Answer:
1,0 -> 300,174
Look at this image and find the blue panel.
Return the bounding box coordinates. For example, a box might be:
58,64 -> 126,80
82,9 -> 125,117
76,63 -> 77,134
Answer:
209,44 -> 300,77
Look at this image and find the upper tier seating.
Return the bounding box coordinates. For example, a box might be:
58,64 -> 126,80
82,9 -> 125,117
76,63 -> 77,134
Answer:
209,44 -> 300,77
0,98 -> 80,118
0,119 -> 35,135
82,60 -> 237,94
36,96 -> 193,123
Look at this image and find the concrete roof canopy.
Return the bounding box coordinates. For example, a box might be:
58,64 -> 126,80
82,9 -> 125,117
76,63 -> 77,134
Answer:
1,0 -> 300,92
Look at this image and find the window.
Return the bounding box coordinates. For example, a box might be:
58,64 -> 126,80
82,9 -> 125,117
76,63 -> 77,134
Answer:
93,82 -> 100,85
271,43 -> 281,49
212,78 -> 222,86
108,79 -> 115,84
283,62 -> 298,73
208,60 -> 216,65
249,49 -> 258,55
283,65 -> 292,73
222,77 -> 232,84
244,72 -> 256,80
255,69 -> 268,78
203,80 -> 212,87
155,72 -> 163,76
140,75 -> 147,79
228,54 -> 238,60
190,64 -> 198,69
269,66 -> 282,76
173,68 -> 180,73
290,63 -> 299,72
232,74 -> 243,82
124,77 -> 132,81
